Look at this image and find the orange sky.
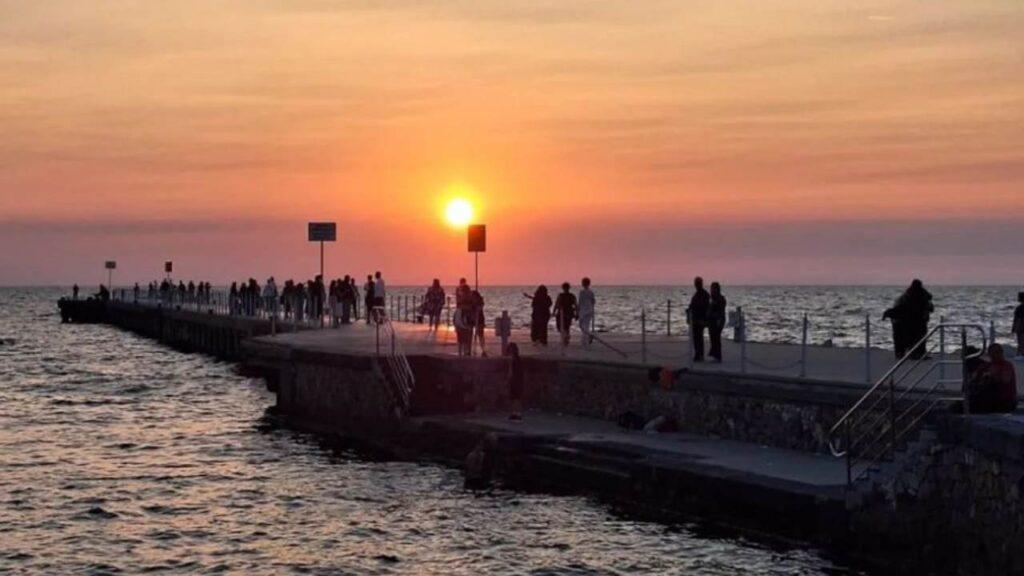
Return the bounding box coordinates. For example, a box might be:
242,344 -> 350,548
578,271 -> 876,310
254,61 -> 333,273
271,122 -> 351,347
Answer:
1,1 -> 1022,285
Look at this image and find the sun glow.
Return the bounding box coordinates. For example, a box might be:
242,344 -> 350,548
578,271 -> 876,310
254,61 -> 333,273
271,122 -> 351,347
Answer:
444,198 -> 474,228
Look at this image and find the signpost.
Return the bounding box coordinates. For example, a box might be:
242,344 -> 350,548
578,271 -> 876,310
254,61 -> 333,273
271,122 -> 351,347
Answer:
104,260 -> 116,291
308,222 -> 337,282
467,224 -> 486,290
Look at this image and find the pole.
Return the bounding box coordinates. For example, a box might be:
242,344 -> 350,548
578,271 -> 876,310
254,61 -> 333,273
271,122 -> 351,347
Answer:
641,308 -> 647,364
800,313 -> 808,378
319,240 -> 325,328
475,252 -> 479,291
865,314 -> 872,383
939,316 -> 946,380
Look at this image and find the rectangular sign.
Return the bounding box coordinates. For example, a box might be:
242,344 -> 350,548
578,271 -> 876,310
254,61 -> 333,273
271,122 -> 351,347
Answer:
104,261 -> 117,270
165,261 -> 173,273
468,224 -> 486,253
308,222 -> 337,242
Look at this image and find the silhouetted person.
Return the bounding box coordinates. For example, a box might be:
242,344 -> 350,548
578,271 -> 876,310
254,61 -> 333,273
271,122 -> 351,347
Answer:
578,277 -> 596,347
72,284 -> 79,301
507,342 -> 524,421
553,282 -> 578,348
425,279 -> 445,330
455,277 -> 471,308
526,285 -> 552,346
1013,292 -> 1024,356
472,290 -> 487,357
688,276 -> 710,362
373,271 -> 386,317
364,275 -> 375,324
967,344 -> 1018,414
708,282 -> 727,363
883,279 -> 934,359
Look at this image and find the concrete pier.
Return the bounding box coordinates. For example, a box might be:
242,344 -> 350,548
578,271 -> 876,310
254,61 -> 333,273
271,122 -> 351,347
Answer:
60,297 -> 1024,574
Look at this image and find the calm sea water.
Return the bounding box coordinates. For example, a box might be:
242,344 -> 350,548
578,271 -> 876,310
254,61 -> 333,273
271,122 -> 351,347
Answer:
0,287 -> 861,574
384,284 -> 1020,349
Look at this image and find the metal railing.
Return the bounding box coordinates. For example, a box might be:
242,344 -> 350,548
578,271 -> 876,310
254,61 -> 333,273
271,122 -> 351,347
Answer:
373,306 -> 415,417
828,323 -> 987,486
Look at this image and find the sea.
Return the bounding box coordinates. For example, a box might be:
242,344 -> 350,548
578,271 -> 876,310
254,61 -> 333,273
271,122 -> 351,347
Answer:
3,284 -> 1017,574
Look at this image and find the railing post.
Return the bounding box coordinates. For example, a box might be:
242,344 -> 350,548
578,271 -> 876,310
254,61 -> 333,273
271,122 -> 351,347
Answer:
888,375 -> 896,461
939,316 -> 946,380
961,327 -> 970,415
641,308 -> 647,364
799,313 -> 808,378
405,295 -> 410,322
989,319 -> 996,347
666,299 -> 672,336
845,421 -> 853,486
740,307 -> 747,374
865,314 -> 872,383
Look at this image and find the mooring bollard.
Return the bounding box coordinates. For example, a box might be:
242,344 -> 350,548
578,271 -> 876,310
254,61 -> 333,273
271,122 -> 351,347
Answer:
799,313 -> 808,378
641,308 -> 647,364
864,314 -> 872,383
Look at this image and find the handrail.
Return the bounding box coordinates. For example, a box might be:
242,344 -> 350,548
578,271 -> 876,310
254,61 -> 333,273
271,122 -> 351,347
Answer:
372,306 -> 416,416
828,323 -> 986,485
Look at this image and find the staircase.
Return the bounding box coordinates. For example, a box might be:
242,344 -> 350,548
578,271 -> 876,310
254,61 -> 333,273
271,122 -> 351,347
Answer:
828,323 -> 987,488
372,307 -> 416,417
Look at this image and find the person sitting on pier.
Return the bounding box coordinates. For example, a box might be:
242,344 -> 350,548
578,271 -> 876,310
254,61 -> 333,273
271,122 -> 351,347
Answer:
980,344 -> 1018,414
687,276 -> 710,362
525,285 -> 552,346
553,282 -> 578,349
1013,292 -> 1024,356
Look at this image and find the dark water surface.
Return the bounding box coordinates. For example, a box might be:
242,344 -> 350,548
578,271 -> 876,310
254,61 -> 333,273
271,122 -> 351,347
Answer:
1,288 -> 861,575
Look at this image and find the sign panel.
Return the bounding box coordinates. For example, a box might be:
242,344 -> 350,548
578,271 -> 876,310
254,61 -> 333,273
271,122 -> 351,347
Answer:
104,261 -> 117,270
467,224 -> 486,253
165,261 -> 173,274
308,222 -> 337,242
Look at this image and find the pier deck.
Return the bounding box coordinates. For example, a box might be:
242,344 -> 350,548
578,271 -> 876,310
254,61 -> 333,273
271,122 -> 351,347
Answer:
255,321 -> 1022,389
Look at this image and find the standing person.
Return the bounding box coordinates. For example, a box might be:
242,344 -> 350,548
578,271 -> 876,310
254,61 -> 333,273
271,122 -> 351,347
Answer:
525,285 -> 552,346
294,282 -> 307,324
229,282 -> 238,315
350,277 -> 360,321
472,290 -> 488,357
263,277 -> 278,319
883,279 -> 934,359
454,297 -> 473,356
708,282 -> 727,363
339,275 -> 353,324
133,283 -> 140,303
455,278 -> 471,308
364,275 -> 375,323
72,284 -> 80,301
687,276 -> 710,362
578,277 -> 596,348
373,271 -> 386,315
1013,292 -> 1024,356
328,280 -> 339,327
425,279 -> 446,331
507,342 -> 524,421
553,283 -> 578,348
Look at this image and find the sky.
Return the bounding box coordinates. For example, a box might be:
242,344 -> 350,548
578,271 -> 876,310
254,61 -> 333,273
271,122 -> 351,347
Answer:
1,0 -> 1022,286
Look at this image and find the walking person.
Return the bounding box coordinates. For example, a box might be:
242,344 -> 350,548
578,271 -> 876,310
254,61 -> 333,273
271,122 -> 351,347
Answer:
525,285 -> 552,346
687,276 -> 710,362
578,277 -> 596,348
708,282 -> 727,363
1013,292 -> 1024,356
507,342 -> 524,421
552,282 -> 578,349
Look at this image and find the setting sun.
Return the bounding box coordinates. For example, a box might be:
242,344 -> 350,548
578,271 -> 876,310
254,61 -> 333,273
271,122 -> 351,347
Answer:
444,198 -> 474,228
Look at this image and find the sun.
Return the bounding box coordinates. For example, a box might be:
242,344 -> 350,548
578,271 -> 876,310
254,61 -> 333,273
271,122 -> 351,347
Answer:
445,198 -> 474,228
